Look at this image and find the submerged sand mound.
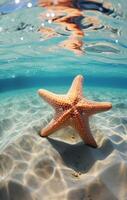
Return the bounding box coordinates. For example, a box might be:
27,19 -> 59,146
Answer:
0,88 -> 127,200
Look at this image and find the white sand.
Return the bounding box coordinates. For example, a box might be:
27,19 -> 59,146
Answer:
0,88 -> 127,200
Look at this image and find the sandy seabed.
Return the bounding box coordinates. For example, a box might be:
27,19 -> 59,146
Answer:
0,87 -> 127,200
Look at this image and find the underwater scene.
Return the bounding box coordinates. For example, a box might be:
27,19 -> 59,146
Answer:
0,0 -> 127,199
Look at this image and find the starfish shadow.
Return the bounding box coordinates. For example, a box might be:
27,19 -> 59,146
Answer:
47,136 -> 114,173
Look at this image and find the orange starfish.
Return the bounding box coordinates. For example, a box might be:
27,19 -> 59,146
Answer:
38,75 -> 112,148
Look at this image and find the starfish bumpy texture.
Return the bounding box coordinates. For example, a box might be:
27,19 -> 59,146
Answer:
38,75 -> 112,148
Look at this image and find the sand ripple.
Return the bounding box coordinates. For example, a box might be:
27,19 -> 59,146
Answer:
0,88 -> 127,200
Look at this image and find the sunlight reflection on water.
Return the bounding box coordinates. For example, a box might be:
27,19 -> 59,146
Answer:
0,0 -> 127,88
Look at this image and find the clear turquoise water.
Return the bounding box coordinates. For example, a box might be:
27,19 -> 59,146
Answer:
0,1 -> 127,199
0,0 -> 127,91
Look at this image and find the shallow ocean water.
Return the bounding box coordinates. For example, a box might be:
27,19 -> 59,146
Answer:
0,0 -> 127,200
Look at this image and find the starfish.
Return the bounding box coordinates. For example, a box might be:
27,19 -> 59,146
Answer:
38,75 -> 112,148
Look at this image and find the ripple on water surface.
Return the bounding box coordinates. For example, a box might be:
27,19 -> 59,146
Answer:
0,0 -> 127,80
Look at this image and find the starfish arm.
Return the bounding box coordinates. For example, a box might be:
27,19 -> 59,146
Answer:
67,75 -> 84,101
72,113 -> 97,148
40,109 -> 71,137
38,89 -> 69,107
77,99 -> 112,115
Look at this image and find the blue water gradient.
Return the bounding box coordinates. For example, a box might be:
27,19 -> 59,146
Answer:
0,74 -> 127,93
0,0 -> 127,93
